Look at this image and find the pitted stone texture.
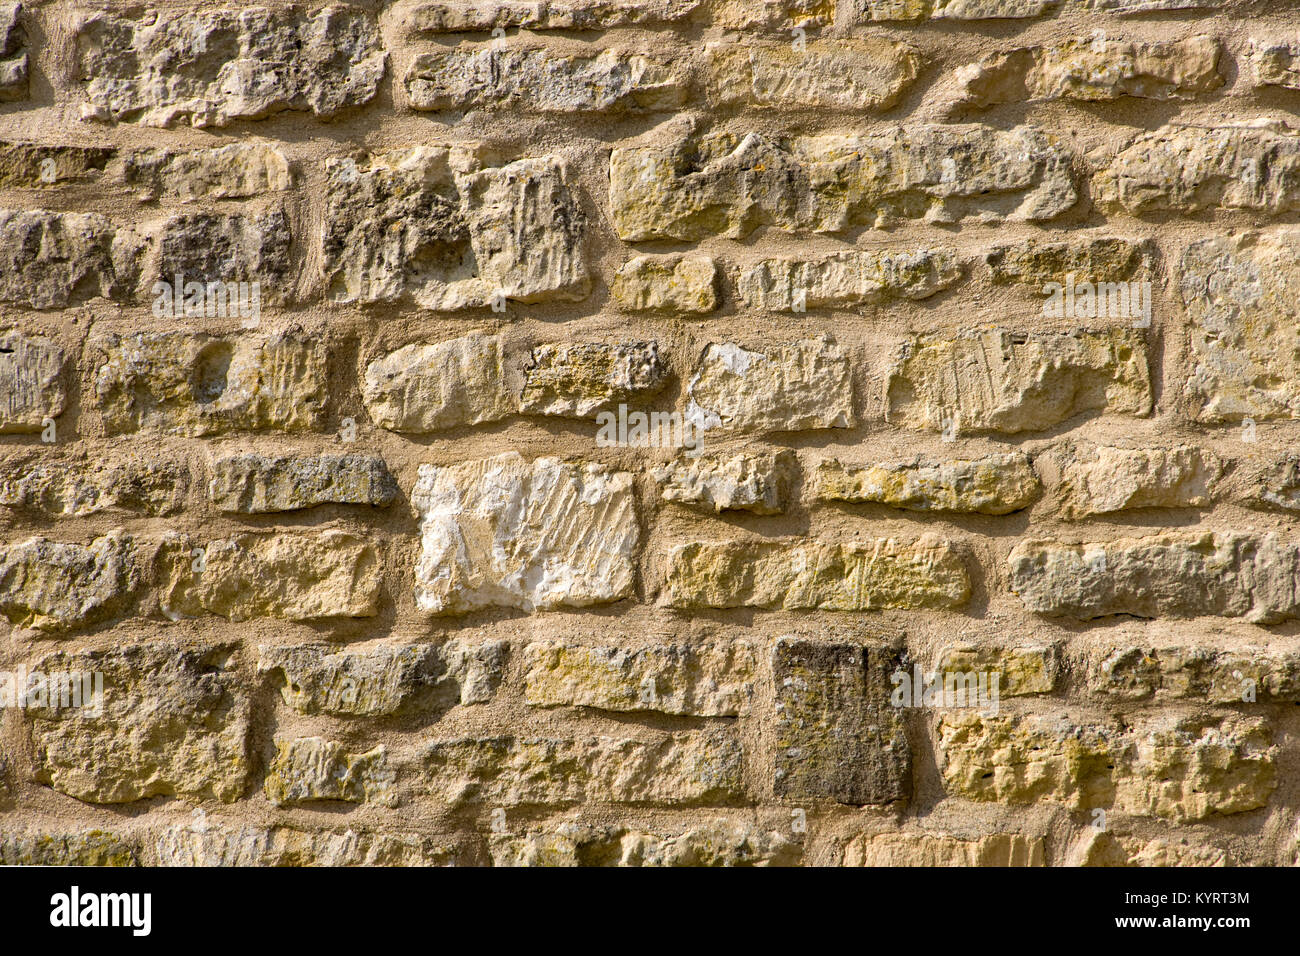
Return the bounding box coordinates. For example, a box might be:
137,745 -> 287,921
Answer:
1181,232 -> 1300,423
1087,0 -> 1224,10
1095,122 -> 1300,216
612,255 -> 719,313
362,334 -> 513,434
0,454 -> 187,517
411,453 -> 639,614
0,210 -> 137,309
886,328 -> 1151,435
1009,532 -> 1300,623
937,643 -> 1058,697
685,338 -> 853,435
0,331 -> 64,433
0,531 -> 136,631
860,0 -> 1057,19
0,3 -> 25,100
491,820 -> 800,866
29,644 -> 249,804
706,38 -> 918,110
524,640 -> 756,716
665,537 -> 970,611
1252,41 -> 1300,91
264,738 -> 393,806
1248,455 -> 1300,513
1072,831 -> 1231,868
159,531 -> 382,622
324,148 -> 590,309
520,342 -> 666,417
1046,443 -> 1222,518
156,210 -> 292,297
76,6 -> 385,128
408,0 -> 703,31
0,829 -> 138,866
772,638 -> 911,805
610,126 -> 1076,241
986,235 -> 1153,286
814,453 -> 1040,515
655,450 -> 796,514
423,731 -> 744,806
124,144 -> 291,201
938,712 -> 1276,822
1086,642 -> 1300,704
156,820 -> 455,866
959,36 -> 1222,107
209,453 -> 396,513
842,832 -> 1045,866
0,143 -> 113,188
406,47 -> 686,113
259,639 -> 506,716
737,248 -> 961,311
92,332 -> 328,436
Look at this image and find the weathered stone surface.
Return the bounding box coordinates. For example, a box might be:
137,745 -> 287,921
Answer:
156,818 -> 455,866
1009,532 -> 1300,623
91,332 -> 328,436
886,328 -> 1151,435
159,531 -> 382,622
860,0 -> 1057,19
939,712 -> 1276,822
0,829 -> 138,866
772,637 -> 911,805
708,0 -> 832,27
737,248 -> 960,311
0,331 -> 64,433
409,0 -> 702,32
362,334 -> 512,433
986,235 -> 1153,286
0,210 -> 136,308
0,3 -> 25,100
324,148 -> 590,308
491,820 -> 799,866
1046,443 -> 1222,518
1095,122 -> 1300,216
612,255 -> 718,313
209,453 -> 396,513
665,537 -> 970,611
411,453 -> 639,614
259,639 -> 506,716
264,738 -> 394,806
1087,642 -> 1300,704
814,452 -> 1040,515
959,36 -> 1222,107
406,47 -> 685,113
30,644 -> 249,804
76,6 -> 385,127
1247,454 -> 1300,513
0,142 -> 113,188
655,450 -> 796,514
423,731 -> 744,806
610,126 -> 1076,241
707,38 -> 918,110
520,342 -> 666,417
685,338 -> 853,434
0,531 -> 136,631
524,640 -> 756,716
125,144 -> 291,201
842,832 -> 1045,866
1252,41 -> 1300,91
1072,831 -> 1231,867
0,454 -> 187,516
937,643 -> 1057,697
1086,0 -> 1222,10
1181,232 -> 1300,423
156,210 -> 292,295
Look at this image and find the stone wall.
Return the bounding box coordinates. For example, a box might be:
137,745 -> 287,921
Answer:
1,0 -> 1299,866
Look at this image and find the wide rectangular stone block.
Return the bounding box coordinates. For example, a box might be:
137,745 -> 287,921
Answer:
209,453 -> 396,513
814,453 -> 1040,514
0,531 -> 136,631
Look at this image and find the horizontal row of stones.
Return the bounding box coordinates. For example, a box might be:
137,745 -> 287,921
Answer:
0,816 -> 1257,867
1,638 -> 1283,822
6,449 -> 1300,626
2,3 -> 1297,125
